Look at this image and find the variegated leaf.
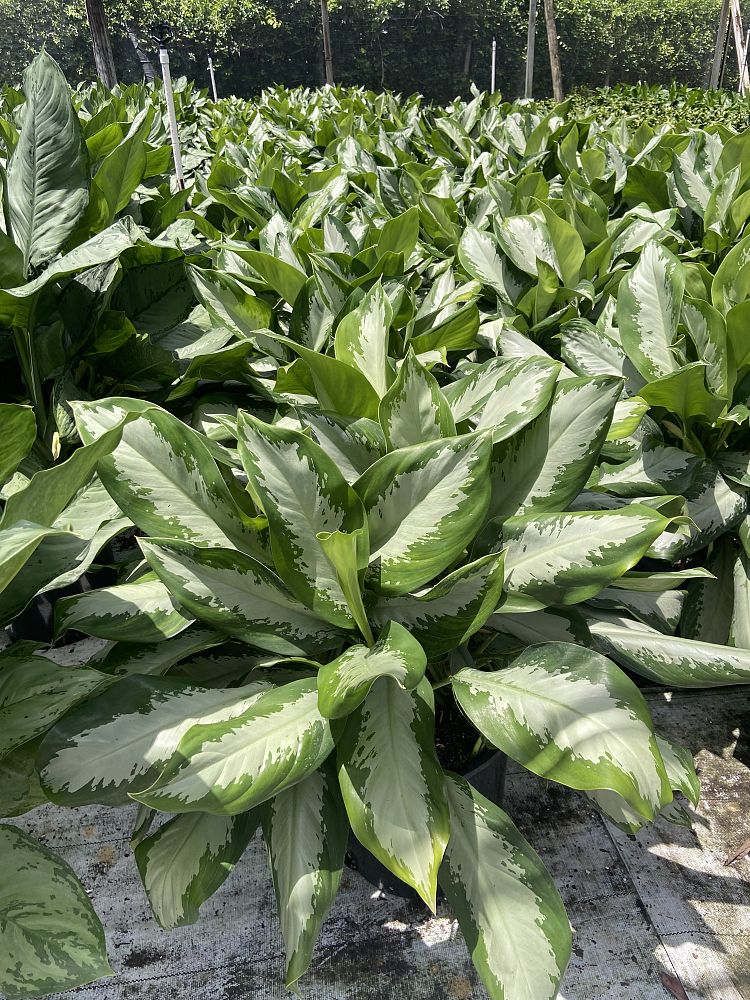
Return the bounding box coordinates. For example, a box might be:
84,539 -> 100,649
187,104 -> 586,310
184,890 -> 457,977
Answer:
39,675 -> 272,806
457,226 -> 526,304
0,642 -> 107,760
236,413 -> 366,628
317,621 -> 426,719
54,573 -> 194,643
378,351 -> 455,450
488,375 -> 622,522
334,281 -> 394,396
354,433 -> 491,595
135,811 -> 258,929
73,402 -> 256,554
679,538 -> 734,644
439,774 -> 571,1000
132,678 -> 334,815
589,612 -> 750,687
0,825 -> 112,999
587,586 -> 684,633
498,507 -> 668,612
337,678 -> 449,908
299,410 -> 384,484
370,552 -> 505,658
495,214 -> 559,278
261,764 -> 347,989
453,643 -> 670,818
92,625 -> 225,677
616,241 -> 686,381
140,538 -> 344,656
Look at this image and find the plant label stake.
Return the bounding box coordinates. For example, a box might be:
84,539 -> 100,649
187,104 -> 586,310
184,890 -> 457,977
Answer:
207,52 -> 218,101
152,23 -> 185,190
491,38 -> 497,94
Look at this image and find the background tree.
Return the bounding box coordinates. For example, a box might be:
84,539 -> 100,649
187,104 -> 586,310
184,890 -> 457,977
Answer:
85,0 -> 117,87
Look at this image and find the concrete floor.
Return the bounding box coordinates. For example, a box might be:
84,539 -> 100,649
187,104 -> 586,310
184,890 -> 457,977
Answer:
10,644 -> 750,1000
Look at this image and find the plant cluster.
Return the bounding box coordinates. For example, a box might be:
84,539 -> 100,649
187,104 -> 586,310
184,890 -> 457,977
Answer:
2,53 -> 750,1000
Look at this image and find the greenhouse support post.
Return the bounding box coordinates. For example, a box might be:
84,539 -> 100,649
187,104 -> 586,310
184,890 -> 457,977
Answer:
491,38 -> 496,93
158,44 -> 185,189
710,0 -> 731,87
208,54 -> 218,100
321,0 -> 334,85
525,0 -> 537,98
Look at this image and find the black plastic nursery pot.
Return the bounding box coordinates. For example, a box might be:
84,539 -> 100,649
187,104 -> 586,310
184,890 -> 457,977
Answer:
345,748 -> 508,901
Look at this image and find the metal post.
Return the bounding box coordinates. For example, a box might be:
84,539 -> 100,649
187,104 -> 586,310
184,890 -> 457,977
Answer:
207,53 -> 218,101
525,0 -> 537,99
491,38 -> 497,93
710,0 -> 732,88
320,0 -> 334,85
155,36 -> 185,189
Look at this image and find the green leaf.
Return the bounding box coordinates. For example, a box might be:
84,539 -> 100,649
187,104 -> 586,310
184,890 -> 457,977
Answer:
334,282 -> 394,396
638,363 -> 724,423
378,351 -> 455,449
0,521 -> 75,596
0,641 -> 106,759
261,764 -> 347,989
317,621 -> 426,719
337,678 -> 449,909
444,356 -> 561,443
74,402 -> 256,554
39,674 -> 274,806
589,613 -> 750,687
141,538 -> 344,656
291,343 -> 381,420
132,677 -> 334,815
378,206 -> 419,258
7,51 -> 89,272
316,528 -> 373,644
617,241 -> 685,381
498,507 -> 669,611
453,643 -> 670,818
92,119 -> 148,221
488,375 -> 622,522
135,811 -> 258,929
237,413 -> 366,628
188,264 -> 273,340
355,433 -> 492,595
0,825 -> 112,999
0,404 -> 35,487
370,552 -> 505,659
439,774 -> 570,1000
54,573 -> 194,643
232,248 -> 307,305
457,227 -> 525,304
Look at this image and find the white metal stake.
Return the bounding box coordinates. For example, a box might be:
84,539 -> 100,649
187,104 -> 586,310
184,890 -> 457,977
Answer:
158,45 -> 185,190
491,38 -> 497,93
207,54 -> 218,101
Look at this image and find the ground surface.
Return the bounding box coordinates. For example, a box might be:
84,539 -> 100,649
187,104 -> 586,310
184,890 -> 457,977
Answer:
12,644 -> 750,1000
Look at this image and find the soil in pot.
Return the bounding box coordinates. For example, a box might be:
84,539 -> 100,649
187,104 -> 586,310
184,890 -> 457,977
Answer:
345,696 -> 507,901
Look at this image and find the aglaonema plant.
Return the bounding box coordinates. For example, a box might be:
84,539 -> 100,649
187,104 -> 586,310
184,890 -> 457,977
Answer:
18,328 -> 700,1000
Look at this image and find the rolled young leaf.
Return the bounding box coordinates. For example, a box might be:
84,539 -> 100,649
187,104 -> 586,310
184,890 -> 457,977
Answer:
378,350 -> 455,450
439,774 -> 571,1000
452,642 -> 671,819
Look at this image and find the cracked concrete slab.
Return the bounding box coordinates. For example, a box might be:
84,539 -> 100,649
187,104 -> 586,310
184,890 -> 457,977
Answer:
7,640 -> 750,1000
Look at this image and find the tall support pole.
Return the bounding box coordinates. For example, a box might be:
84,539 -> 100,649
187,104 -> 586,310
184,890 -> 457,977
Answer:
320,0 -> 334,85
731,0 -> 750,94
491,38 -> 497,93
710,0 -> 731,88
207,53 -> 218,100
525,0 -> 537,99
543,0 -> 564,101
156,37 -> 185,190
85,0 -> 117,89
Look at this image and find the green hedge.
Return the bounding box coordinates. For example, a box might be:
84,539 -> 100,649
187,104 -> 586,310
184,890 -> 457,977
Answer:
0,0 -> 728,101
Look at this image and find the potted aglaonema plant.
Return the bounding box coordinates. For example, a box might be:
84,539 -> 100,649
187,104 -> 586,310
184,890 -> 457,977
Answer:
37,400 -> 697,1000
